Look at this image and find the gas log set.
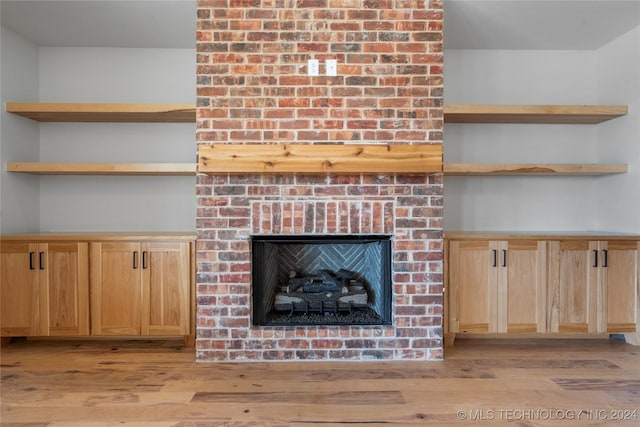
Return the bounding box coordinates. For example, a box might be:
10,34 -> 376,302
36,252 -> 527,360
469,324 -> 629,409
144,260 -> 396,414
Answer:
274,269 -> 368,315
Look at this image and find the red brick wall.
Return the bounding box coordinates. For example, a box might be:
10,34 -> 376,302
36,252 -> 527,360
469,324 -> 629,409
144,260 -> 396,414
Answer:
195,0 -> 444,361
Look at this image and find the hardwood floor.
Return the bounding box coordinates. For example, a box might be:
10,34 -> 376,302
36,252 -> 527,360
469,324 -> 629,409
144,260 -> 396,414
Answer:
1,337 -> 639,426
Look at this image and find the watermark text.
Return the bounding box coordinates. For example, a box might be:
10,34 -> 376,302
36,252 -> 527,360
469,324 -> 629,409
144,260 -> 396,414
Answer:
456,408 -> 638,422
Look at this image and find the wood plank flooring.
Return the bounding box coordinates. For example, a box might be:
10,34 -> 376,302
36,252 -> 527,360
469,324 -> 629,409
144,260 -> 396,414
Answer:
1,337 -> 639,426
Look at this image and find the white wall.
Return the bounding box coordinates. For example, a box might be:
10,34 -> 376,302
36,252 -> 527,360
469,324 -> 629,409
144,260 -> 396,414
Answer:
38,47 -> 194,103
595,26 -> 640,234
37,47 -> 196,232
0,26 -> 40,234
444,49 -> 604,231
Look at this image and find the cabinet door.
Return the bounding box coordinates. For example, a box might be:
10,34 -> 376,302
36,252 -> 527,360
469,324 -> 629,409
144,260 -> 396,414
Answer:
140,242 -> 190,335
90,242 -> 141,335
0,242 -> 39,336
499,240 -> 547,333
42,242 -> 90,336
448,240 -> 498,333
600,241 -> 638,333
548,241 -> 598,333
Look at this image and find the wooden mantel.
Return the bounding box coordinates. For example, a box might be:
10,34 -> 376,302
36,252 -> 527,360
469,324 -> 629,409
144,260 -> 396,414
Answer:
198,143 -> 443,174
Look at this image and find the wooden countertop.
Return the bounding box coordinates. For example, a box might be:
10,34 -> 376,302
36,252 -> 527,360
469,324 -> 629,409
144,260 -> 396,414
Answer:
4,231 -> 637,242
0,232 -> 196,241
445,231 -> 640,240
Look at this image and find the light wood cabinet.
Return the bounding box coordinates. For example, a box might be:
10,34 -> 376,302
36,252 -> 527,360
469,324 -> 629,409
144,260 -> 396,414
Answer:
42,242 -> 90,336
548,240 -> 638,334
547,240 -> 597,333
90,242 -> 141,335
2,233 -> 194,344
1,242 -> 40,336
447,233 -> 639,339
599,241 -> 639,333
91,241 -> 191,337
448,240 -> 494,333
448,240 -> 546,334
1,241 -> 89,337
140,242 -> 191,336
500,241 -> 547,333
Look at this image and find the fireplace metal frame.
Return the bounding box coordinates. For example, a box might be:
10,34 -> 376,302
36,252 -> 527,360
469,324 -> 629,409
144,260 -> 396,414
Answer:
251,234 -> 393,327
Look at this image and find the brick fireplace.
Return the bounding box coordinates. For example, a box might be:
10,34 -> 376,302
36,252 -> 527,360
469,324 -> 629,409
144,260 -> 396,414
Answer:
195,0 -> 444,361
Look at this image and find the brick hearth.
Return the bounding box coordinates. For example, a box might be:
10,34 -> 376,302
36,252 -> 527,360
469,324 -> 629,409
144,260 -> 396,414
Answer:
195,0 -> 444,361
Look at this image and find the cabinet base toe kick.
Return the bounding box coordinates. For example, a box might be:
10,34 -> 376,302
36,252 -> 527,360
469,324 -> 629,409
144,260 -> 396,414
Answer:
446,333 -> 639,347
0,335 -> 196,348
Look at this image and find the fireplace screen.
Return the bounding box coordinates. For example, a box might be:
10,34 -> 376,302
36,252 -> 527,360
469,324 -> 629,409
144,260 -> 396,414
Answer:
252,235 -> 392,326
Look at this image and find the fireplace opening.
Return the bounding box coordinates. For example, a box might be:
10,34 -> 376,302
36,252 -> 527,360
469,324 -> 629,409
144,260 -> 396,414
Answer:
252,235 -> 393,326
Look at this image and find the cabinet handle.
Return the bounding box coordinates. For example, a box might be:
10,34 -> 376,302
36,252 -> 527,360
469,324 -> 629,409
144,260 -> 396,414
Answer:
142,251 -> 148,269
133,251 -> 139,269
29,252 -> 35,270
593,249 -> 598,268
502,249 -> 507,267
39,251 -> 45,270
602,249 -> 608,268
492,249 -> 497,267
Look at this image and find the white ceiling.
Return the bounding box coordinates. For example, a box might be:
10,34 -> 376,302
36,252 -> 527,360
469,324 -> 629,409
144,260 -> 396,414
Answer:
1,0 -> 639,50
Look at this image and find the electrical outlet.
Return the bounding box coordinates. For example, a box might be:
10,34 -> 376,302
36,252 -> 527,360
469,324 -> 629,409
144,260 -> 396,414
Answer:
326,59 -> 337,76
308,59 -> 319,76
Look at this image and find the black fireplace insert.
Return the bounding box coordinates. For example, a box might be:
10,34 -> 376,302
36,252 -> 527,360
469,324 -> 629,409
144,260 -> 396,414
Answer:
252,235 -> 393,326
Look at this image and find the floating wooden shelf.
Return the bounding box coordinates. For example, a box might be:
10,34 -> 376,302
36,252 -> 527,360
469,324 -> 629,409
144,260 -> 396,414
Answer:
198,143 -> 443,174
6,102 -> 629,177
5,102 -> 196,122
443,104 -> 628,124
7,102 -> 628,124
10,162 -> 623,177
443,163 -> 628,176
7,163 -> 196,176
